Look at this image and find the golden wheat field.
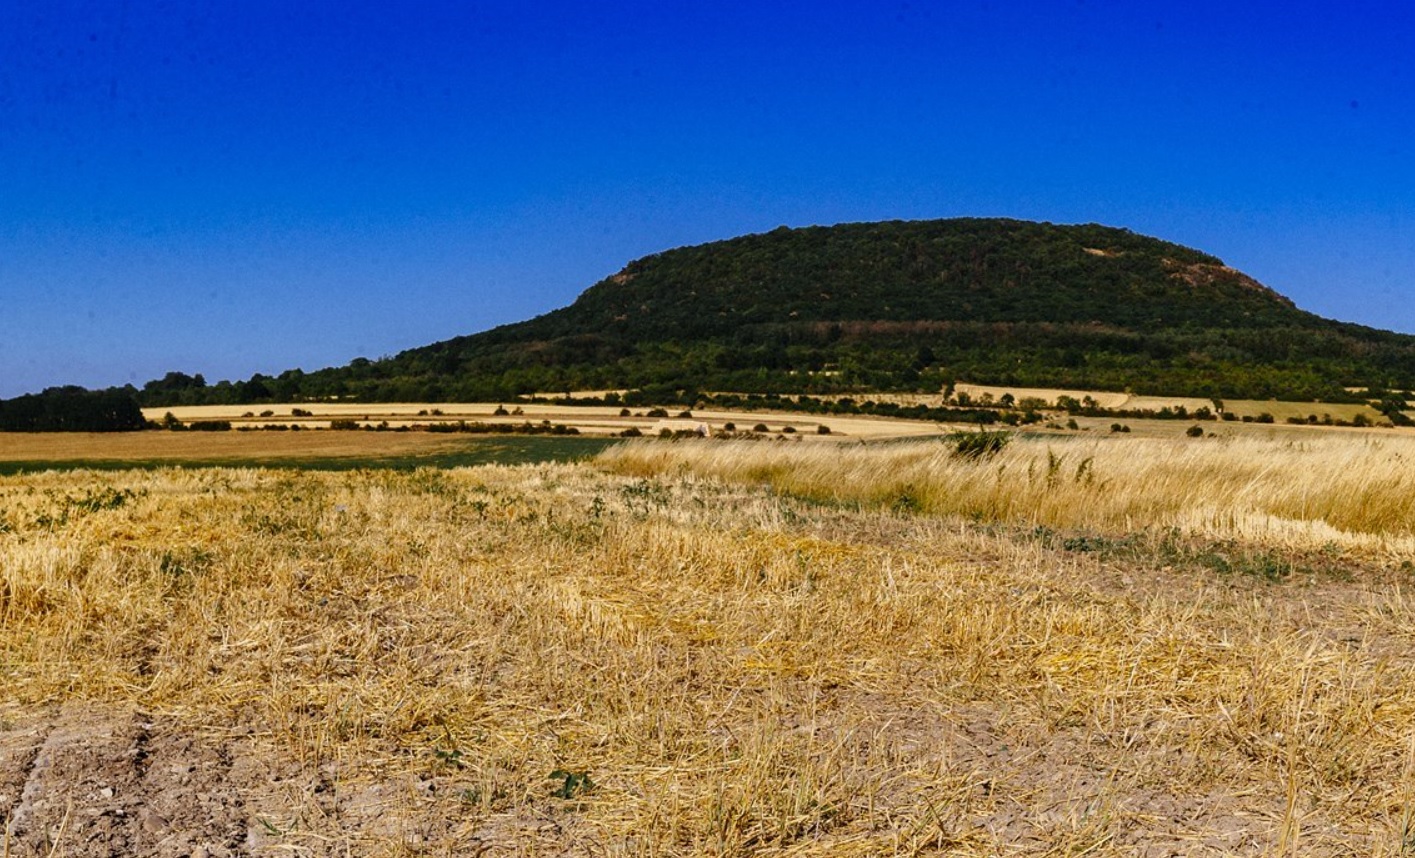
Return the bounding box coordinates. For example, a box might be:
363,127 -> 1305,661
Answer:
4,433 -> 1415,856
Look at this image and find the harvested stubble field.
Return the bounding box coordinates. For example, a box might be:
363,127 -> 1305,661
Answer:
2,434 -> 1415,856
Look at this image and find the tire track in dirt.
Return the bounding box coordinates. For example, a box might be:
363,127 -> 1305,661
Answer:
0,716 -> 51,846
4,705 -> 146,857
0,705 -> 261,858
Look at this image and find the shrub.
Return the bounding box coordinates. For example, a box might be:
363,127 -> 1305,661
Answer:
620,427 -> 643,437
723,422 -> 736,431
752,423 -> 770,433
646,408 -> 669,418
1186,425 -> 1205,438
1110,423 -> 1131,433
329,419 -> 360,430
952,430 -> 1009,460
817,424 -> 831,435
291,408 -> 313,417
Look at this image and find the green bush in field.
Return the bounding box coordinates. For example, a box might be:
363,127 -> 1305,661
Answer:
951,430 -> 1009,460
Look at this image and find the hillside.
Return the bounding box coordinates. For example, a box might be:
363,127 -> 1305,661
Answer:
144,219 -> 1415,404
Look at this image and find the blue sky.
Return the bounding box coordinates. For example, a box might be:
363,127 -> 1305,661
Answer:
2,1 -> 1412,398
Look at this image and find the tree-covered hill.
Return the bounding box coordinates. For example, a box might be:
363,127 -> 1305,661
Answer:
142,218 -> 1415,405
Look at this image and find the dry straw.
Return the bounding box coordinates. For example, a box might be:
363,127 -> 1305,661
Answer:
2,443 -> 1415,854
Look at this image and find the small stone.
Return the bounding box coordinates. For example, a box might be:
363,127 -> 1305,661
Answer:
99,786 -> 115,799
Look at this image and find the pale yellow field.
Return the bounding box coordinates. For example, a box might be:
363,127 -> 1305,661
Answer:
1213,399 -> 1383,422
4,436 -> 1415,855
954,383 -> 1387,422
953,382 -> 1132,409
141,402 -> 951,439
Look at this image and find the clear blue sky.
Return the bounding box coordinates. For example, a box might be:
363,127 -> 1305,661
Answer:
3,1 -> 1412,398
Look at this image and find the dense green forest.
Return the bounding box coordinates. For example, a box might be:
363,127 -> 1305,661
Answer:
111,219 -> 1415,406
0,387 -> 146,432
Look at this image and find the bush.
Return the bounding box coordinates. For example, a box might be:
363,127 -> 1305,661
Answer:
291,408 -> 313,417
816,424 -> 831,435
951,430 -> 1009,460
752,423 -> 770,433
620,427 -> 643,437
1186,425 -> 1205,438
1110,423 -> 1131,433
723,422 -> 736,431
329,419 -> 360,430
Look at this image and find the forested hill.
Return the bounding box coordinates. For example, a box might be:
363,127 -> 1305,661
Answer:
145,218 -> 1415,404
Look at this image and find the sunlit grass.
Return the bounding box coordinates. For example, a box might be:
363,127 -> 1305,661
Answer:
601,433 -> 1415,558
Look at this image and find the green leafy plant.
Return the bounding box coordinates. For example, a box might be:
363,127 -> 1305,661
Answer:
548,769 -> 594,799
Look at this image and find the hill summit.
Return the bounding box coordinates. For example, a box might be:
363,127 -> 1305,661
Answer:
149,218 -> 1415,404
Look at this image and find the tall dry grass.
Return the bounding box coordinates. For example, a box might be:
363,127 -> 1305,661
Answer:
3,459 -> 1415,854
600,434 -> 1415,558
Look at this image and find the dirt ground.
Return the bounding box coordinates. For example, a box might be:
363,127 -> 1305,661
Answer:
0,704 -> 604,857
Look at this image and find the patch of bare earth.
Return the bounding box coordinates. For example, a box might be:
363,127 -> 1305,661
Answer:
0,705 -> 611,856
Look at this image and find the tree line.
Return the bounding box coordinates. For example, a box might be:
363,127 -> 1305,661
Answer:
0,387 -> 146,432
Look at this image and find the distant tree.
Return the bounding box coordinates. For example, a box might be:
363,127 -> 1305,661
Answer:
0,387 -> 146,432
